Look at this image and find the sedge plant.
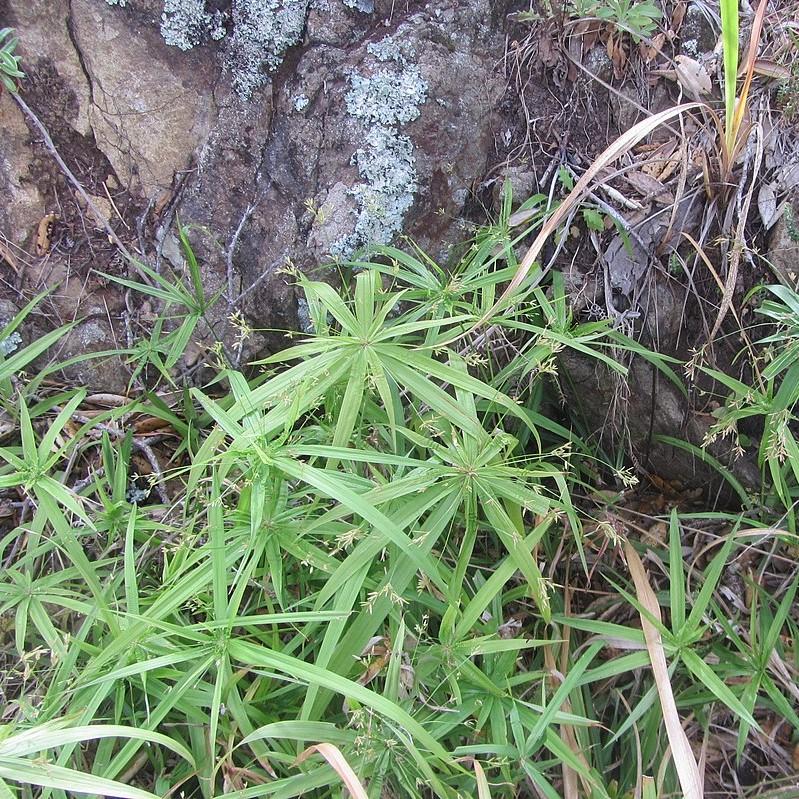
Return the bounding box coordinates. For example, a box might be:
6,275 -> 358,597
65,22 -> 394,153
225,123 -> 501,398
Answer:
0,211 -> 797,797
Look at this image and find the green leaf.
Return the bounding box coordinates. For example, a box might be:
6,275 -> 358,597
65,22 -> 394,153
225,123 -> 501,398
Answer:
0,724 -> 193,764
0,759 -> 162,799
680,648 -> 758,728
668,509 -> 686,636
582,208 -> 605,232
227,639 -> 452,762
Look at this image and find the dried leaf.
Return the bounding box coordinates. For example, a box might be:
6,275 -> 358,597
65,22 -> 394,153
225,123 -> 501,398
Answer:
670,1 -> 687,32
572,18 -> 600,52
359,636 -> 389,657
357,635 -> 390,686
741,59 -> 790,80
609,37 -> 627,76
357,655 -> 387,687
777,163 -> 799,193
85,393 -> 131,407
35,213 -> 57,256
639,139 -> 679,180
566,59 -> 578,83
640,32 -> 666,63
539,32 -> 559,68
656,150 -> 683,183
133,417 -> 174,435
758,181 -> 779,229
399,663 -> 415,693
295,744 -> 368,799
674,55 -> 712,98
624,170 -> 675,204
624,541 -> 704,799
457,758 -> 492,799
153,190 -> 173,217
508,207 -> 539,228
0,240 -> 18,273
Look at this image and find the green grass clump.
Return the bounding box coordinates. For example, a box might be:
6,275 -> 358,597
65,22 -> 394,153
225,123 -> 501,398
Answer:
0,196 -> 798,798
0,28 -> 24,94
569,0 -> 661,41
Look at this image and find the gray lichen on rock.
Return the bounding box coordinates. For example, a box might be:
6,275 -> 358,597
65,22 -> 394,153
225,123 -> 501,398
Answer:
343,0 -> 375,12
0,331 -> 22,357
332,36 -> 428,257
102,0 -> 381,103
227,0 -> 311,98
345,67 -> 427,127
160,0 -> 217,51
103,0 -> 309,99
339,128 -> 418,255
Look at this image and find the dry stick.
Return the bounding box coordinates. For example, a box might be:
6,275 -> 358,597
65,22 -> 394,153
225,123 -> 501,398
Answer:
11,92 -> 153,286
118,751 -> 149,786
226,202 -> 257,303
659,111 -> 693,252
294,744 -> 369,799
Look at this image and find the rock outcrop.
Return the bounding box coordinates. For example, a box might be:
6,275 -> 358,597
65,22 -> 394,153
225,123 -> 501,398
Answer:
1,0 -> 506,377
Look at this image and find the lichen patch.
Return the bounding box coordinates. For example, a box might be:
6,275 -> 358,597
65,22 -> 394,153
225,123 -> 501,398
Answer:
331,35 -> 428,257
227,0 -> 311,99
160,0 -> 223,51
103,0 -> 311,99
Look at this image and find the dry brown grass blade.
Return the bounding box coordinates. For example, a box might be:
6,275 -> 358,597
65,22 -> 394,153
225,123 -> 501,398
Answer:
456,756 -> 493,799
623,541 -> 704,799
472,103 -> 702,330
294,743 -> 369,799
542,641 -> 581,799
681,231 -> 747,356
473,758 -> 492,799
767,649 -> 799,705
0,239 -> 18,274
682,231 -> 740,324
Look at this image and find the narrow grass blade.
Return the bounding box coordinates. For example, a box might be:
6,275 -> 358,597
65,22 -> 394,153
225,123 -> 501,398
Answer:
228,639 -> 451,762
0,758 -> 162,799
242,722 -> 354,747
720,0 -> 739,142
0,725 -> 193,764
668,509 -> 686,635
